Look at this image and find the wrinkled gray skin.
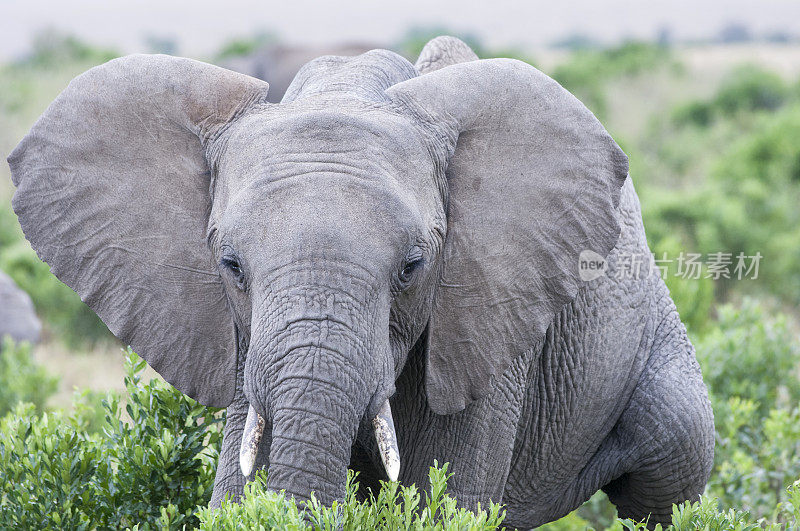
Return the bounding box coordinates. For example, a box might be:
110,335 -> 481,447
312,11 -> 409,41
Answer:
0,270 -> 41,344
8,36 -> 713,528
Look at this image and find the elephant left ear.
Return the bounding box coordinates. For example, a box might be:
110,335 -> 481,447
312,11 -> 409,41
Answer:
387,59 -> 628,415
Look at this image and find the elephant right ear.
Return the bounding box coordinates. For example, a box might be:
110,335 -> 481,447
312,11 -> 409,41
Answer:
8,54 -> 270,407
388,58 -> 627,415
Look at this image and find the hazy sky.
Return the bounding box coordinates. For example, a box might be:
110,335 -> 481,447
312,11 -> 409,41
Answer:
3,0 -> 800,59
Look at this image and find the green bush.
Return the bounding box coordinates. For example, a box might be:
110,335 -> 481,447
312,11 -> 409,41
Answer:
0,337 -> 58,416
22,30 -> 117,69
94,352 -> 223,528
714,65 -> 789,116
702,106 -> 800,304
0,349 -> 223,529
617,483 -> 800,530
557,298 -> 800,529
541,482 -> 800,530
695,300 -> 800,414
641,64 -> 800,312
643,104 -> 800,307
198,463 -> 505,530
692,299 -> 800,523
670,100 -> 716,128
70,387 -> 112,435
0,402 -> 102,529
671,65 -> 788,128
1,344 -> 799,530
710,398 -> 800,520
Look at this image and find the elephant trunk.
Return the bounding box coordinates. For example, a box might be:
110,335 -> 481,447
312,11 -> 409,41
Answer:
243,276 -> 396,505
266,372 -> 357,505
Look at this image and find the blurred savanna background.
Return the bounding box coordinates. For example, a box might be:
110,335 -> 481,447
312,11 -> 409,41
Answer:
2,1 -> 800,528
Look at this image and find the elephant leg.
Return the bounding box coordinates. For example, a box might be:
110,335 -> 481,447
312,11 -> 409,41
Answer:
391,343 -> 533,512
598,311 -> 714,526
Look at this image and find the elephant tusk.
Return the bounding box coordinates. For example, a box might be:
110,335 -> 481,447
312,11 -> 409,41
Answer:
372,399 -> 401,482
239,404 -> 265,478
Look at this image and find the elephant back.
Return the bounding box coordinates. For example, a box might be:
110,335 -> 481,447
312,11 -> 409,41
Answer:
282,49 -> 417,104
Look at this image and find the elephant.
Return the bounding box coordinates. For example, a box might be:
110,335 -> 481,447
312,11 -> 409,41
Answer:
0,270 -> 41,345
220,42 -> 376,103
7,35 -> 714,528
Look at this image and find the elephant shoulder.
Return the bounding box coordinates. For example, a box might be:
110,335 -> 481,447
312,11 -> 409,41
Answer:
613,176 -> 649,258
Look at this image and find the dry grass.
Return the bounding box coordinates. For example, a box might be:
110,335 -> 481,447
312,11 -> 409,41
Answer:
682,43 -> 800,80
32,338 -> 162,410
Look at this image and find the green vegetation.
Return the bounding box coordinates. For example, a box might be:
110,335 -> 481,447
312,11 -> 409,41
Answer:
0,337 -> 58,416
199,464 -> 505,530
0,352 -> 504,529
215,31 -> 279,61
551,41 -> 676,118
0,350 -> 222,529
643,104 -> 800,310
544,486 -> 800,530
672,65 -> 790,127
696,300 -> 800,415
619,487 -> 800,530
694,301 -> 800,520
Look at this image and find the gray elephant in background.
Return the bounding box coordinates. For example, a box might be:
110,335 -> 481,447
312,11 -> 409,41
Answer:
221,42 -> 375,103
7,36 -> 714,527
0,270 -> 41,344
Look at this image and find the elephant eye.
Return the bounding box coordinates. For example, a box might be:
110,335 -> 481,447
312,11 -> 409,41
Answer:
399,257 -> 424,285
221,255 -> 244,283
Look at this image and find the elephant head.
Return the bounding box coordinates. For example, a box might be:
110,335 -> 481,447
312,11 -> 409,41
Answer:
8,40 -> 627,505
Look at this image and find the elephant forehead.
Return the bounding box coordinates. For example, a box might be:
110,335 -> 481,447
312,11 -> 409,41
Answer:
226,170 -> 426,260
219,104 -> 435,184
